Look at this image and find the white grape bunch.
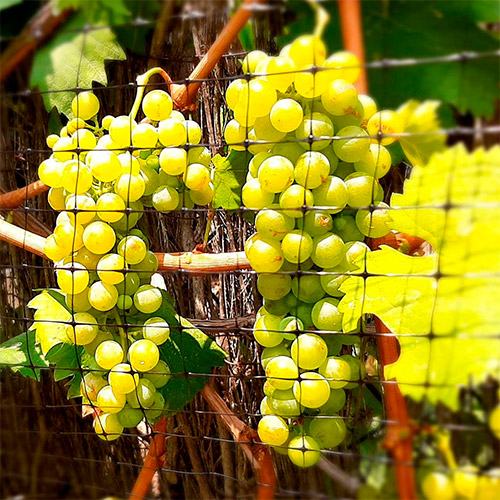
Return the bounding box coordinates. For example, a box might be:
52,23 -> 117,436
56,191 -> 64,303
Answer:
230,34 -> 403,467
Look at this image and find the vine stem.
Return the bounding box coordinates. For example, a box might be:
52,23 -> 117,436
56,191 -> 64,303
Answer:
0,181 -> 49,209
0,218 -> 251,272
129,416 -> 168,500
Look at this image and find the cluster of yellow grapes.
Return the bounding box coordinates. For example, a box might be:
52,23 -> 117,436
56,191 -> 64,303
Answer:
223,34 -> 404,467
35,85 -> 214,440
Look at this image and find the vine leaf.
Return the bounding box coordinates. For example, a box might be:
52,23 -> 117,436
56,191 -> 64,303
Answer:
212,151 -> 250,210
30,13 -> 126,117
339,144 -> 500,410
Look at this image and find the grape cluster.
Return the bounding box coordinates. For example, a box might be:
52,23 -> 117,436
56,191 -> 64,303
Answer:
226,36 -> 402,467
37,84 -> 211,440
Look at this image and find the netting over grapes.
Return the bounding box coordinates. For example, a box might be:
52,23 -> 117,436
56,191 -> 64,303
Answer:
1,1 -> 499,499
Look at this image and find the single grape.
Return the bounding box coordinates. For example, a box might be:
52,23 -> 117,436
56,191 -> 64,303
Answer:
142,90 -> 173,121
261,345 -> 290,370
287,435 -> 321,468
38,158 -> 63,188
143,317 -> 171,345
47,187 -> 67,211
115,174 -> 146,202
126,378 -> 157,408
83,221 -> 116,255
143,359 -> 171,388
128,339 -> 160,372
311,232 -> 345,268
96,193 -> 125,223
340,355 -> 366,388
489,404 -> 500,439
66,312 -> 98,345
66,289 -> 92,313
115,271 -> 140,296
117,235 -> 147,265
238,79 -> 277,118
318,356 -> 351,389
296,112 -> 333,151
421,472 -> 455,500
158,118 -> 187,147
56,262 -> 89,295
62,160 -> 93,194
45,237 -> 69,263
144,391 -> 166,420
97,253 -> 126,285
109,115 -> 137,148
95,340 -> 124,370
88,281 -> 119,311
332,214 -> 364,242
257,273 -> 292,301
242,50 -> 268,73
312,297 -> 343,331
297,210 -> 333,237
354,143 -> 392,179
159,148 -> 187,175
294,65 -> 329,99
259,397 -> 273,416
333,126 -> 370,163
279,316 -> 304,340
279,184 -> 314,218
242,178 -> 275,210
281,230 -> 313,264
266,56 -> 296,92
71,91 -> 100,120
272,141 -> 305,164
255,207 -> 294,241
358,94 -> 377,127
187,146 -> 211,167
117,294 -> 133,310
93,413 -> 123,441
366,110 -> 404,146
453,466 -> 479,500
312,176 -> 347,214
130,250 -> 158,281
80,372 -> 107,402
140,165 -> 160,196
97,385 -> 126,414
309,416 -> 347,448
270,99 -> 303,133
52,136 -> 76,162
291,333 -> 328,370
295,302 -> 315,329
246,235 -> 284,273
117,406 -> 143,428
323,51 -> 361,84
132,123 -> 158,149
293,372 -> 330,408
294,151 -> 330,189
184,163 -> 211,192
321,79 -> 358,116
133,285 -> 162,314
258,415 -> 289,446
152,185 -> 180,213
257,156 -> 294,194
224,119 -> 248,151
253,314 -> 284,348
320,389 -> 346,415
355,202 -> 392,238
345,174 -> 383,208
291,275 -> 325,303
54,221 -> 84,252
253,114 -> 286,143
289,35 -> 326,67
268,396 -> 302,417
108,363 -> 139,395
265,356 -> 299,390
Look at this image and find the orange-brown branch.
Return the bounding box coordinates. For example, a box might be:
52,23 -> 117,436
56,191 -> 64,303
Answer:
0,181 -> 49,209
170,0 -> 265,110
337,0 -> 368,94
0,3 -> 72,83
201,384 -> 276,500
129,416 -> 168,500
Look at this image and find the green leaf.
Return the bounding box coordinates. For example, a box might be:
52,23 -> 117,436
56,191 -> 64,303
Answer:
158,317 -> 226,414
0,0 -> 22,11
30,13 -> 126,116
212,151 -> 251,210
0,330 -> 48,380
66,373 -> 83,398
45,342 -> 84,381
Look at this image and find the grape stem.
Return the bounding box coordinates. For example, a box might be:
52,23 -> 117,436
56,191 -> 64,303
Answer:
434,429 -> 457,470
307,0 -> 330,39
112,307 -> 129,354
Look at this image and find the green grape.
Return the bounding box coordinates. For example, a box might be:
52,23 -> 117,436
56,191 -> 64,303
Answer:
264,385 -> 294,400
312,297 -> 343,330
62,160 -> 93,194
143,359 -> 171,388
279,184 -> 314,218
108,363 -> 139,395
340,355 -> 366,388
142,90 -> 173,121
242,50 -> 268,73
268,396 -> 302,417
262,296 -> 290,317
332,214 -> 364,242
96,253 -> 126,285
97,385 -> 126,414
266,355 -> 299,390
270,99 -> 303,133
292,275 -> 325,303
254,115 -> 286,143
128,339 -> 160,373
95,193 -> 125,223
54,221 -> 84,252
225,78 -> 246,110
72,129 -> 97,152
246,235 -> 284,273
281,230 -> 313,264
309,416 -> 347,449
255,206 -> 294,241
71,91 -> 100,120
295,112 -> 333,151
73,246 -> 100,271
46,134 -> 59,148
453,466 -> 479,500
117,235 -> 147,265
279,316 -> 304,339
47,187 -> 67,211
265,56 -> 296,92
233,100 -> 257,128
115,271 -> 140,296
260,343 -> 290,372
242,178 -> 275,210
132,123 -> 158,149
159,147 -> 187,175
489,405 -> 500,439
333,126 -> 370,162
311,232 -> 344,268
169,110 -> 185,122
93,413 -> 123,441
358,94 -> 377,128
259,397 -> 273,416
109,115 -> 137,148
354,143 -> 392,179
80,372 -> 107,402
295,302 -> 314,329
421,472 -> 455,500
88,281 -> 119,311
115,174 -> 146,202
271,141 -> 304,164
345,174 -> 383,208
38,158 -> 64,188
126,378 -> 156,408
476,469 -> 500,500
318,356 -> 351,389
248,151 -> 272,177
366,110 -> 403,146
320,389 -> 346,415
289,35 -> 326,67
184,163 -> 211,191
258,415 -> 289,446
117,406 -> 143,428
95,340 -> 124,370
140,165 -> 160,196
335,162 -> 355,180
294,152 -> 330,190
158,118 -> 187,147
330,99 -> 363,129
187,146 -> 211,167
143,317 -> 171,345
312,176 -> 347,214
293,372 -> 330,408
238,79 -> 277,118
324,51 -> 361,84
253,314 -> 284,348
110,200 -> 143,233
144,391 -> 166,420
355,202 -> 391,238
257,273 -> 292,301
117,294 -> 133,310
65,289 -> 92,313
297,210 -> 333,237
291,333 -> 328,370
83,221 -> 116,254
56,262 -> 89,295
321,79 -> 357,115
44,236 -> 69,263
65,312 -> 98,345
224,119 -> 248,151
130,251 -> 158,281
294,65 -> 328,99
52,136 -> 76,162
133,285 -> 162,314
257,156 -> 294,193
152,185 -> 180,213
287,435 -> 321,468
280,258 -> 314,272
